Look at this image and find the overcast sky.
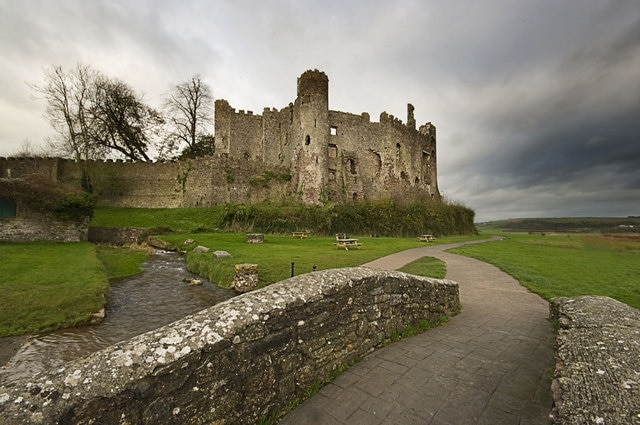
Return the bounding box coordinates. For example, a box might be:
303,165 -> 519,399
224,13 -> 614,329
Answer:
1,0 -> 638,221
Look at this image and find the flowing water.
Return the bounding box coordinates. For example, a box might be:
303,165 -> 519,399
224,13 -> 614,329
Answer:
0,250 -> 236,384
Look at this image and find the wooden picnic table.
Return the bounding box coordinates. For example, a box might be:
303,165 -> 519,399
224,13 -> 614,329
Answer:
291,231 -> 310,239
335,237 -> 362,250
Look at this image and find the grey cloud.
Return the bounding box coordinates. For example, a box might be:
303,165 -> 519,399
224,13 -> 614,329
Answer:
1,0 -> 638,220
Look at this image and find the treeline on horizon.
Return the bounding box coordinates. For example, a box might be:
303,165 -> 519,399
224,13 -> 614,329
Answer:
220,198 -> 477,237
479,217 -> 640,233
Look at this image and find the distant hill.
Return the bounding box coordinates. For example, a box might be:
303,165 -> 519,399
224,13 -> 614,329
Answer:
476,217 -> 640,233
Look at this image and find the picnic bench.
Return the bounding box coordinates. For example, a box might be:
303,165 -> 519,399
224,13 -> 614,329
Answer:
418,234 -> 436,242
335,233 -> 362,250
291,231 -> 310,239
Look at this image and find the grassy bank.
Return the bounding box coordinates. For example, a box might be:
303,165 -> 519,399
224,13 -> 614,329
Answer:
92,198 -> 477,237
450,233 -> 640,308
0,242 -> 109,337
96,246 -> 149,279
398,256 -> 447,279
158,233 -> 478,287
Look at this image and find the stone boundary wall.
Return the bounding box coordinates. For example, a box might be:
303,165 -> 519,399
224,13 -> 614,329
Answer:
0,267 -> 459,425
0,213 -> 88,242
87,226 -> 156,245
549,296 -> 640,424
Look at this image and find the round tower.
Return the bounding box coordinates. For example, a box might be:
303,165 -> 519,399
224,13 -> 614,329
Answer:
294,70 -> 329,204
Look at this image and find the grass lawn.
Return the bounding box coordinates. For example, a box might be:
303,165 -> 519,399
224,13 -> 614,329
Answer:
0,242 -> 110,337
450,233 -> 640,309
158,233 -> 479,287
91,206 -> 226,232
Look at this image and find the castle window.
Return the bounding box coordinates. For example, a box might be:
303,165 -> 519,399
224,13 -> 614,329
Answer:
305,135 -> 311,145
330,126 -> 337,136
352,193 -> 359,202
347,158 -> 356,174
328,144 -> 338,158
415,177 -> 420,184
396,143 -> 401,162
0,198 -> 17,217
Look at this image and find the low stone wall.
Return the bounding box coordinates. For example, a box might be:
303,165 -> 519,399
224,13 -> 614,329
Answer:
0,267 -> 459,425
0,215 -> 87,242
87,226 -> 155,245
549,296 -> 640,424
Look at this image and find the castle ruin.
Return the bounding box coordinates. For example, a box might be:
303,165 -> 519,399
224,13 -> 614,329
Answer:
0,70 -> 439,212
215,69 -> 439,204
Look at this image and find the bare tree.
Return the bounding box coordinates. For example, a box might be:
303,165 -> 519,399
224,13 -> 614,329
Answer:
31,64 -> 104,160
164,75 -> 214,157
32,64 -> 163,162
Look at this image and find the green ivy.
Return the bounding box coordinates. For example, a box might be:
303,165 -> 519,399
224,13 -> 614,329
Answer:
54,193 -> 98,220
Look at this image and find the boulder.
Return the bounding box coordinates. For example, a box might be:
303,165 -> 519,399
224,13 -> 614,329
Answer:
213,250 -> 231,258
147,236 -> 171,250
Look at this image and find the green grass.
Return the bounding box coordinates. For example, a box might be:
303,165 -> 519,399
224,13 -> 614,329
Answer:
95,246 -> 149,279
91,206 -> 226,232
0,242 -> 109,337
398,256 -> 447,279
157,233 -> 483,288
450,233 -> 640,308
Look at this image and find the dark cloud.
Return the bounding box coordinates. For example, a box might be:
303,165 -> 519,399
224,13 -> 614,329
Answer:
0,0 -> 638,220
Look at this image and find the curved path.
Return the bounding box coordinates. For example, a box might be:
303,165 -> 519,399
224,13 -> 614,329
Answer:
280,238 -> 555,425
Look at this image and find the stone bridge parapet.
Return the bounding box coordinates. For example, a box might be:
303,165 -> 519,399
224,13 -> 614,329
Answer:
550,296 -> 640,424
0,267 -> 459,424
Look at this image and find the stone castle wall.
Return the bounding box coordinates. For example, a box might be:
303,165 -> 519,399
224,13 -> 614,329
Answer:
0,268 -> 460,424
0,69 -> 438,209
0,156 -> 293,209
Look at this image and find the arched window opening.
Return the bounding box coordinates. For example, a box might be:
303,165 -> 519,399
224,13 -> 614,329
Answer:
305,135 -> 311,145
347,158 -> 356,174
352,192 -> 358,202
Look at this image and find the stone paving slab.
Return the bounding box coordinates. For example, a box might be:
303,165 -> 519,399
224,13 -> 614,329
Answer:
279,238 -> 555,424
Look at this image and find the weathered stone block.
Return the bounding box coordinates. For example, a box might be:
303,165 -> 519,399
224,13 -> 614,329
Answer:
246,233 -> 264,243
550,296 -> 640,424
233,263 -> 259,293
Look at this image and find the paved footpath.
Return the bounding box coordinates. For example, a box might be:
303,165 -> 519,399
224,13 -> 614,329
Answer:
280,238 -> 555,425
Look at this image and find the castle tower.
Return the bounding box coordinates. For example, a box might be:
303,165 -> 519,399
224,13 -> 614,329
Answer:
294,70 -> 329,204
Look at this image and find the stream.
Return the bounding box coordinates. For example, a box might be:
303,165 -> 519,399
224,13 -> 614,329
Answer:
0,250 -> 236,384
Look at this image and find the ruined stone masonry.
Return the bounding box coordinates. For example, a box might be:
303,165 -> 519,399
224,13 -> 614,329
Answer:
215,69 -> 439,204
0,69 -> 439,211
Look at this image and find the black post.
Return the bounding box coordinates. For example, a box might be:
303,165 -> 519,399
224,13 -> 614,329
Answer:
313,265 -> 317,272
291,262 -> 295,277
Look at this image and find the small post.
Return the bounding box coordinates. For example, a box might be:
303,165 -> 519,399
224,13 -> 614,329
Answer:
291,262 -> 295,277
312,265 -> 317,272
